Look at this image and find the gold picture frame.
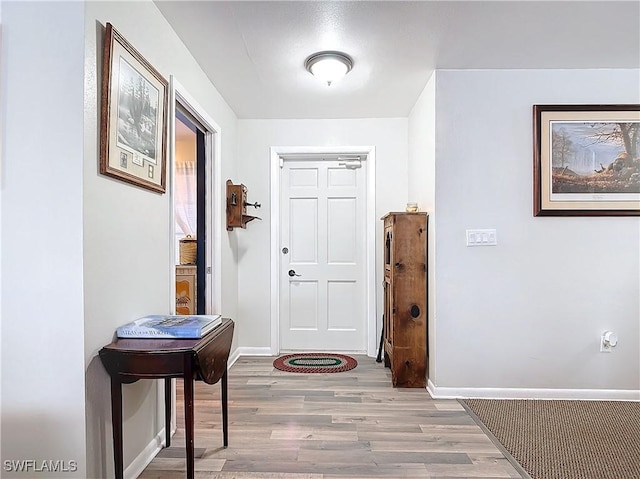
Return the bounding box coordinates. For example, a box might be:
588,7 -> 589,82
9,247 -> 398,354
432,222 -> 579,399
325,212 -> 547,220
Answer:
100,23 -> 168,193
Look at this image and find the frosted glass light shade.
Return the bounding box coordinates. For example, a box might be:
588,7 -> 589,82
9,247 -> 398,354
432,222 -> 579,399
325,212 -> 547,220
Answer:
305,51 -> 353,86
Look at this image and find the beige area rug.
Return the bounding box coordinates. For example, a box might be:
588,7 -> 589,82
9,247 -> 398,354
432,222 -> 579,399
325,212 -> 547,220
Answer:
461,399 -> 640,479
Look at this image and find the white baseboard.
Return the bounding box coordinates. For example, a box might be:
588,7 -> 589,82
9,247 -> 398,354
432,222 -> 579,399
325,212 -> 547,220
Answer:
235,347 -> 274,358
427,379 -> 640,401
125,428 -> 165,479
228,347 -> 241,367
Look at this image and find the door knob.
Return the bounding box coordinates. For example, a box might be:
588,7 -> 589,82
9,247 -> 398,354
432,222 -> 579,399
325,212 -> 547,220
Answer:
288,269 -> 301,277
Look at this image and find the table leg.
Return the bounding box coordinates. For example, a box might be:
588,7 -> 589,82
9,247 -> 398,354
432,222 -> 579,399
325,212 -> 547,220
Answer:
183,356 -> 195,479
222,367 -> 228,447
164,378 -> 172,448
110,377 -> 124,479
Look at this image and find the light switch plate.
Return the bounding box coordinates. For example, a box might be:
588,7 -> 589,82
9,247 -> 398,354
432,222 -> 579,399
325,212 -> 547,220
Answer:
466,229 -> 497,246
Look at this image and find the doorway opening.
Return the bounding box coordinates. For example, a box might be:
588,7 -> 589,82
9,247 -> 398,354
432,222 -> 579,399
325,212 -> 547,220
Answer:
170,77 -> 223,316
174,108 -> 207,314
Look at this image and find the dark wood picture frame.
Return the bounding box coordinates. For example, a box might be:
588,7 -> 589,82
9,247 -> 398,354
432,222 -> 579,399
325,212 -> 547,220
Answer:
533,104 -> 640,216
100,23 -> 168,193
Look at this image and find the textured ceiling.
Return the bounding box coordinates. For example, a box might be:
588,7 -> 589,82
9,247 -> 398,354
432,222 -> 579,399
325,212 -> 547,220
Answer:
155,1 -> 640,119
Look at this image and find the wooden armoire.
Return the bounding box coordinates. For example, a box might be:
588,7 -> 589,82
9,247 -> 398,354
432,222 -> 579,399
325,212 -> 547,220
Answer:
382,212 -> 428,387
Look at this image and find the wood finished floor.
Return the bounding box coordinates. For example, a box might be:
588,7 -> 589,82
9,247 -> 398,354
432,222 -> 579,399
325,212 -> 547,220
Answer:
139,356 -> 523,479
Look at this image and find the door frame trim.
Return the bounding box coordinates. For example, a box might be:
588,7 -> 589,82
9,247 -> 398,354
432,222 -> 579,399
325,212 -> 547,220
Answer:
269,146 -> 377,356
169,77 -> 223,314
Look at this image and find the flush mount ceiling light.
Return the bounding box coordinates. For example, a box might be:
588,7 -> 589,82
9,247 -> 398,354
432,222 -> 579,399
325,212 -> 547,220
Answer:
304,51 -> 353,86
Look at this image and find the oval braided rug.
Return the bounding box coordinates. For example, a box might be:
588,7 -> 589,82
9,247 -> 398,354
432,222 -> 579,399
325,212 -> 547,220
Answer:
273,353 -> 357,373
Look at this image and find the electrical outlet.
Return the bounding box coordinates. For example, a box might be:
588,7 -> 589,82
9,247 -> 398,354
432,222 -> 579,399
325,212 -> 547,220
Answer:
600,331 -> 618,353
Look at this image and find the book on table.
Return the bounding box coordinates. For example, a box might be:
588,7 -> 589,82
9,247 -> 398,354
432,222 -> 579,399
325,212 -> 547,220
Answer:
116,314 -> 222,339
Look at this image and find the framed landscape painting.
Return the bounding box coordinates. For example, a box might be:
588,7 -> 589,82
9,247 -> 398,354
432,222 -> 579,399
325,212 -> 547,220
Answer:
100,23 -> 168,193
533,104 -> 640,216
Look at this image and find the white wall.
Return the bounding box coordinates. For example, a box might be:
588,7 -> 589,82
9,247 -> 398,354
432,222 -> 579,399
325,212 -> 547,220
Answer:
408,72 -> 437,380
236,119 -> 409,351
1,2 -> 87,477
432,69 -> 640,397
82,2 -> 239,478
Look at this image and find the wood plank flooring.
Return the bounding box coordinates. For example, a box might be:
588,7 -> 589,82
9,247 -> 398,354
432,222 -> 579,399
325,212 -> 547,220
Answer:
138,356 -> 523,479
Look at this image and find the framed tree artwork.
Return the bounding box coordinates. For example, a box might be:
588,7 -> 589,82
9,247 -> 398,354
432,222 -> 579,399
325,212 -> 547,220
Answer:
100,23 -> 168,193
533,104 -> 640,216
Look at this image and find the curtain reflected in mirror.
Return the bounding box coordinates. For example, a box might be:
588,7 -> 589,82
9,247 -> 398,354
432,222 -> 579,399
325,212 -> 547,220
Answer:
174,115 -> 197,264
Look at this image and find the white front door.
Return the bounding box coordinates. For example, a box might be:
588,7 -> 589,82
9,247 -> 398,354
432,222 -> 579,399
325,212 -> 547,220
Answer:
280,158 -> 367,352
